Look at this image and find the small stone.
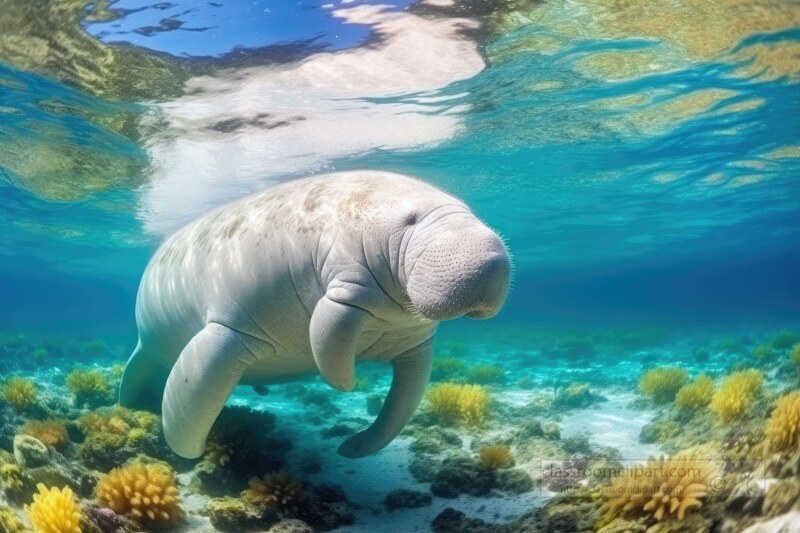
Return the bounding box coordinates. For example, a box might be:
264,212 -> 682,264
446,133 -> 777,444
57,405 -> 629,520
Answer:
431,457 -> 494,498
494,469 -> 534,494
13,435 -> 49,468
320,424 -> 356,439
207,497 -> 273,532
268,518 -> 314,533
385,489 -> 432,511
409,456 -> 438,483
542,423 -> 561,441
762,477 -> 800,518
431,508 -> 498,533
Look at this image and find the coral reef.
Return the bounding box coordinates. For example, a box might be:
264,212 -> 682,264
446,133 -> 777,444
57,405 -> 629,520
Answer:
21,420 -> 70,449
553,381 -> 607,410
206,406 -> 287,475
638,367 -> 688,404
25,484 -> 83,533
430,357 -> 467,382
603,453 -> 718,522
675,374 -> 715,410
0,505 -> 24,533
243,470 -> 306,516
409,427 -> 463,455
543,454 -> 591,492
710,369 -> 763,422
14,435 -> 50,469
771,331 -> 798,350
430,457 -> 494,498
65,368 -> 112,407
467,364 -> 506,385
766,391 -> 800,452
791,343 -> 800,366
478,445 -> 515,469
95,462 -> 183,528
1,378 -> 38,412
426,383 -> 490,426
207,497 -> 273,532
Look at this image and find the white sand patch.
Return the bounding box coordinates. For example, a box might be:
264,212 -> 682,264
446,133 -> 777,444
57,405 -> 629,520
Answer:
559,391 -> 661,461
139,4 -> 484,236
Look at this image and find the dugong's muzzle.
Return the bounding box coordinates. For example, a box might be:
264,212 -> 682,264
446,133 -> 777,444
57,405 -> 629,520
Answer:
406,221 -> 510,321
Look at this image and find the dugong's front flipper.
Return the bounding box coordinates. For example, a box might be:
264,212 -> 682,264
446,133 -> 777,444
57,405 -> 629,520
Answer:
162,323 -> 257,458
309,296 -> 369,391
338,339 -> 433,458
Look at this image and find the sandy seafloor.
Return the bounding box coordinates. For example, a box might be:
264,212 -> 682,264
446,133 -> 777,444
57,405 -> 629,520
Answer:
1,328 -> 799,533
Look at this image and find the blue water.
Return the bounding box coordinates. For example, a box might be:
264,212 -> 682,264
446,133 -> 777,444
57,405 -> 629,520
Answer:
1,2 -> 798,331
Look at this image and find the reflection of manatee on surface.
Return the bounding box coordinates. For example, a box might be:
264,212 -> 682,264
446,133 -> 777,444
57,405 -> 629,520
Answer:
120,171 -> 511,459
139,4 -> 485,237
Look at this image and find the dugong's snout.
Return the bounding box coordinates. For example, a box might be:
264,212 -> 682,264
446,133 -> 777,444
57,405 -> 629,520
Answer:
406,222 -> 510,322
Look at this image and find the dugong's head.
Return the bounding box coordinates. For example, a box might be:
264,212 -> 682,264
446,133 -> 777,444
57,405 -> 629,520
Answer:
404,206 -> 510,321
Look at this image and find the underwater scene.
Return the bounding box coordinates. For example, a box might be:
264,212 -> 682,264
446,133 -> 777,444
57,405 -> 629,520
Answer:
1,0 -> 800,532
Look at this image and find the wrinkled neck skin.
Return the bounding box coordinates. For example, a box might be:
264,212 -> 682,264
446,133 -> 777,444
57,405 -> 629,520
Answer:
318,201 -> 511,326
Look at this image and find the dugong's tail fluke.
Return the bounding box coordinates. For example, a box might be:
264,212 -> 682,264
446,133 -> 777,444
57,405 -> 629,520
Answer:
119,341 -> 169,411
337,338 -> 433,458
162,323 -> 258,458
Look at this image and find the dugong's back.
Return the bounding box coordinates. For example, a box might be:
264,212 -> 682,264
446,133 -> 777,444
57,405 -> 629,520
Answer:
133,171 -> 451,367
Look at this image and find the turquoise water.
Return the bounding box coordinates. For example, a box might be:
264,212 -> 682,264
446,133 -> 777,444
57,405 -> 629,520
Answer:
0,1 -> 799,532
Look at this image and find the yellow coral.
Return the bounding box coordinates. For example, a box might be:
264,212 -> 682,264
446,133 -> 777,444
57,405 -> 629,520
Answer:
204,442 -> 233,467
95,463 -> 183,527
604,454 -> 717,522
243,470 -> 305,515
766,391 -> 800,452
710,369 -> 763,422
24,484 -> 82,533
638,367 -> 688,404
478,445 -> 514,469
79,406 -> 158,437
1,377 -> 38,411
791,343 -> 800,366
65,368 -> 110,406
426,383 -> 490,426
79,412 -> 130,436
21,420 -> 70,449
0,505 -> 24,533
752,344 -> 774,360
0,463 -> 24,493
675,374 -> 715,411
468,365 -> 505,385
109,364 -> 125,381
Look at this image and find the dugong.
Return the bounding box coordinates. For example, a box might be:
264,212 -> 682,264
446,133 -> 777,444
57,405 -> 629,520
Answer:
120,171 -> 510,459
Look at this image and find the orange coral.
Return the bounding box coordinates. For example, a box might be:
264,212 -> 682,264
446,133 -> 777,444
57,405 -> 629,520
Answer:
95,463 -> 183,527
604,454 -> 717,522
21,420 -> 70,449
243,470 -> 305,515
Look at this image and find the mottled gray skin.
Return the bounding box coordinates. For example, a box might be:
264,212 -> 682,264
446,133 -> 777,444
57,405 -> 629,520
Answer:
120,171 -> 510,459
